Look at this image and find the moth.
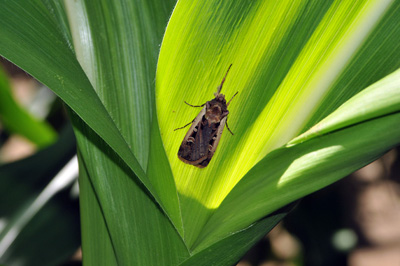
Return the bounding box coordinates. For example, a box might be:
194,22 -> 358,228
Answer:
175,64 -> 238,168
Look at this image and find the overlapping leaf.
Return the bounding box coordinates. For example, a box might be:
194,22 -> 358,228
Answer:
1,0 -> 400,265
0,0 -> 186,264
157,0 -> 400,249
194,70 -> 400,249
0,0 -> 165,212
64,0 -> 187,264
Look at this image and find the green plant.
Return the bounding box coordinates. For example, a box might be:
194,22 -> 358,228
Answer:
1,0 -> 399,265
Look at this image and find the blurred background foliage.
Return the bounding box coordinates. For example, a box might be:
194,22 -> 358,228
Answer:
0,59 -> 80,266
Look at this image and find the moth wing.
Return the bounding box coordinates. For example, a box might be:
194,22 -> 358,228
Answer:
178,107 -> 208,165
182,106 -> 205,143
207,116 -> 227,161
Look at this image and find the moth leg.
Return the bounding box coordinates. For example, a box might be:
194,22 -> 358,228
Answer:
174,117 -> 197,131
184,101 -> 205,108
174,119 -> 195,131
227,91 -> 238,106
226,120 -> 234,135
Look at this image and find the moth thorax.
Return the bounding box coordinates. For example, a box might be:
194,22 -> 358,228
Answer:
206,103 -> 224,123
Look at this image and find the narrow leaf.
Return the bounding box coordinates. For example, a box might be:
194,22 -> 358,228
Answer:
196,106 -> 400,250
72,113 -> 189,265
157,0 -> 399,248
291,67 -> 400,144
64,0 -> 183,231
0,0 -> 168,219
179,204 -> 295,266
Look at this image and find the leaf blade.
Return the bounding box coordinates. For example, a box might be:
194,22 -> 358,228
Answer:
291,67 -> 400,144
195,73 -> 400,248
0,0 -> 170,219
157,0 -> 400,248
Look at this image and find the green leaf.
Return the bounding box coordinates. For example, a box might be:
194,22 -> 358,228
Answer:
42,0 -> 73,47
78,151 -> 118,266
157,0 -> 400,249
304,3 -> 400,128
179,203 -> 295,266
72,112 -> 189,265
66,0 -> 151,168
63,0 -> 188,264
290,67 -> 400,144
0,65 -> 56,147
196,111 -> 400,249
63,0 -> 183,231
193,70 -> 400,249
0,0 -> 172,222
0,0 -> 186,264
2,0 -> 400,264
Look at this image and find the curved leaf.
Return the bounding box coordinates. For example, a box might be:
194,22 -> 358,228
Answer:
72,112 -> 189,265
157,0 -> 400,248
291,67 -> 400,144
64,0 -> 188,265
194,72 -> 400,248
179,203 -> 295,266
0,0 -> 162,212
63,0 -> 183,231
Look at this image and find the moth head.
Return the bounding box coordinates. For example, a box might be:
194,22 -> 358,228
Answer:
214,93 -> 226,103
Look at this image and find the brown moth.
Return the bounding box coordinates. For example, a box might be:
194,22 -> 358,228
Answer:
175,64 -> 238,168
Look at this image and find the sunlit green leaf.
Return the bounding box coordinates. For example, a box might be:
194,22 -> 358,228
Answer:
157,0 -> 400,249
194,75 -> 400,249
1,0 -> 400,264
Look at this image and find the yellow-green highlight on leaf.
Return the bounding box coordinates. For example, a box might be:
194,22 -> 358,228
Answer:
191,69 -> 400,251
158,0 -> 323,246
192,67 -> 400,250
194,111 -> 400,251
194,68 -> 400,247
157,0 -> 394,247
251,0 -> 394,161
290,67 -> 400,145
0,66 -> 56,147
302,2 -> 400,130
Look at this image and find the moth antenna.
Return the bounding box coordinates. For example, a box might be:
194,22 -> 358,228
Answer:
227,91 -> 238,106
216,64 -> 232,95
226,120 -> 234,135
